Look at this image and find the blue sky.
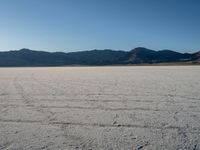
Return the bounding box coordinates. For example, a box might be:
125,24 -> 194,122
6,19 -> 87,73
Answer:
0,0 -> 199,52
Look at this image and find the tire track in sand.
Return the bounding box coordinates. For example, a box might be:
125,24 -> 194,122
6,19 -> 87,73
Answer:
0,118 -> 200,131
14,73 -> 98,147
13,75 -> 57,123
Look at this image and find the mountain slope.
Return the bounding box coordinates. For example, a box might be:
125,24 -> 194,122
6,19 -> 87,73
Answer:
0,47 -> 198,66
127,47 -> 191,63
63,49 -> 129,65
0,49 -> 67,66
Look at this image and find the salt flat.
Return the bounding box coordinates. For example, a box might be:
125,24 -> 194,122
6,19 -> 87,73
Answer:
0,66 -> 200,150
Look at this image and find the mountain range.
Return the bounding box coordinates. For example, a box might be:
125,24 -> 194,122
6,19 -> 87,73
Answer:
0,47 -> 199,66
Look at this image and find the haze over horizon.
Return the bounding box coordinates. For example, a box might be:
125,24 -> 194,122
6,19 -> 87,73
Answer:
0,0 -> 200,52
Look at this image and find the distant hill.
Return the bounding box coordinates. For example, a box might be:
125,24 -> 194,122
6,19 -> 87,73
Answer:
127,47 -> 192,64
0,47 -> 199,66
191,51 -> 200,63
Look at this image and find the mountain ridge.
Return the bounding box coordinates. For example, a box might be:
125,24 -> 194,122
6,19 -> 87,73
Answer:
0,47 -> 199,66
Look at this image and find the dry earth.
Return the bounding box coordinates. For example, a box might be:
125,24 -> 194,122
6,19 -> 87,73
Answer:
0,66 -> 200,150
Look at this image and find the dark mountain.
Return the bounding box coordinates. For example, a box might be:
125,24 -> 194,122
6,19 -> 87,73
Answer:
63,49 -> 129,65
127,47 -> 191,64
0,49 -> 68,66
191,51 -> 200,60
0,47 -> 199,66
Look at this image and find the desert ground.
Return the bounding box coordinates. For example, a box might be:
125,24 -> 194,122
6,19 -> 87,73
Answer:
0,66 -> 200,150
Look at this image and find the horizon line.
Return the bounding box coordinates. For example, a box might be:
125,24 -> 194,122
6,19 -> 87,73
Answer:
0,47 -> 199,54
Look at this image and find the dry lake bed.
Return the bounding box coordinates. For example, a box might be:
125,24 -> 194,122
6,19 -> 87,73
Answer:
0,66 -> 200,150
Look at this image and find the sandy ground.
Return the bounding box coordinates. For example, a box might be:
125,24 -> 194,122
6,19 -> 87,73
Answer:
0,66 -> 200,150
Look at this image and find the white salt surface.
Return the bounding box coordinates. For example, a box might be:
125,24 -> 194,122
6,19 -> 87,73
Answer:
0,66 -> 200,149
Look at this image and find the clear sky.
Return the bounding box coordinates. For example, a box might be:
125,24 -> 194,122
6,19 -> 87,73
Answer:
0,0 -> 199,52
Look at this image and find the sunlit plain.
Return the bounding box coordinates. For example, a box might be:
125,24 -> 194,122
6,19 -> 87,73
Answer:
0,66 -> 200,149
